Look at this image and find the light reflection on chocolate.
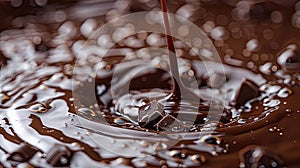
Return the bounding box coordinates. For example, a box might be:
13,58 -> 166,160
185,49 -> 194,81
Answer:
0,0 -> 300,167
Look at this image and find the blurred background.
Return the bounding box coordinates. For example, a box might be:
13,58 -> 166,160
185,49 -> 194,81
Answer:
1,0 -> 300,69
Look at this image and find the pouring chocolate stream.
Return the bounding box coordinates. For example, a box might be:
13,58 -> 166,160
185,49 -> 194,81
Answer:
160,0 -> 200,102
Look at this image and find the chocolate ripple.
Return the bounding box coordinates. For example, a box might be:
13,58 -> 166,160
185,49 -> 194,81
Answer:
0,0 -> 300,167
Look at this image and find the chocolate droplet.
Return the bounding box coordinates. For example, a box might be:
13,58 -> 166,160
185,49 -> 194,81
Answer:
77,108 -> 97,120
169,150 -> 186,159
200,135 -> 222,145
191,154 -> 206,164
113,117 -> 127,125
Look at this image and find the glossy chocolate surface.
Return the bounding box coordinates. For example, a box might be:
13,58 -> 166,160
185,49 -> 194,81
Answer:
0,0 -> 300,167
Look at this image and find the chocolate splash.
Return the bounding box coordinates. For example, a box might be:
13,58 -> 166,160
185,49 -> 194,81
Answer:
0,0 -> 300,167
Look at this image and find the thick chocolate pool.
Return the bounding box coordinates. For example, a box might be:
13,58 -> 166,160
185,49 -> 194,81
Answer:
1,0 -> 300,167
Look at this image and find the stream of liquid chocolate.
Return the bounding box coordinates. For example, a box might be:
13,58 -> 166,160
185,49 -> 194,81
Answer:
160,0 -> 200,102
160,0 -> 181,100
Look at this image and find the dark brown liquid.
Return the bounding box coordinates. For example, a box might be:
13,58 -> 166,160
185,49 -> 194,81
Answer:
160,0 -> 181,100
1,0 -> 300,167
160,0 -> 200,102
